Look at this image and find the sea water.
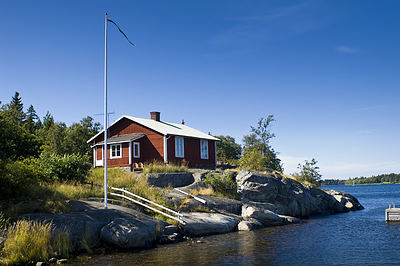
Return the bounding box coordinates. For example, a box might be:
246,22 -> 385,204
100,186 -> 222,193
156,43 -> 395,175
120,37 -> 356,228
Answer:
72,184 -> 400,265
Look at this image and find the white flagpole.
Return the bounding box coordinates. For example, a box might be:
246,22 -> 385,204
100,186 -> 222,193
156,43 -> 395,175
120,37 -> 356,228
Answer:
104,12 -> 108,208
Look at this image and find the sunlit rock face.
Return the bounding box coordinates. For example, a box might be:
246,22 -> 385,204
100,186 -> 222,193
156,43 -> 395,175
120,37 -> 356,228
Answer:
236,171 -> 363,219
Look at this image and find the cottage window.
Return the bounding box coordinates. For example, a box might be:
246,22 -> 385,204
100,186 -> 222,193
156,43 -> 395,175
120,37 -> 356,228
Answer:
175,136 -> 184,158
200,140 -> 209,159
110,144 -> 122,159
133,142 -> 140,158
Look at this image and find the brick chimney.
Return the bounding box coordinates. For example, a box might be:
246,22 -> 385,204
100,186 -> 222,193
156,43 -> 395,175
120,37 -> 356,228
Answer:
150,111 -> 160,121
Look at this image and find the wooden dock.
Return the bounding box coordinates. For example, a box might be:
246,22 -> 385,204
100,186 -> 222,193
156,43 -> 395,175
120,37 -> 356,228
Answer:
385,204 -> 400,222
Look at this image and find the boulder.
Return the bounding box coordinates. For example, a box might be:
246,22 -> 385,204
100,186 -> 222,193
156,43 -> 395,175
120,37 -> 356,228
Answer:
100,218 -> 156,249
146,173 -> 194,188
237,219 -> 263,231
236,171 -> 363,218
181,212 -> 240,236
21,200 -> 164,252
326,190 -> 364,211
241,203 -> 299,225
241,203 -> 285,225
236,171 -> 314,217
307,186 -> 346,215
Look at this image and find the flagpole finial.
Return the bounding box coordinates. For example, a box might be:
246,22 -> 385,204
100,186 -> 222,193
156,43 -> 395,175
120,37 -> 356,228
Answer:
105,12 -> 108,17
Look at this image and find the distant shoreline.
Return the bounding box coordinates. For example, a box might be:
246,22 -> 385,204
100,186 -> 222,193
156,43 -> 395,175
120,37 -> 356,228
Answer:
323,182 -> 400,186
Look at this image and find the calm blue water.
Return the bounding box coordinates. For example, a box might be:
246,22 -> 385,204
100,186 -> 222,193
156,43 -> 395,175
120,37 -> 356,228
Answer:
75,184 -> 400,265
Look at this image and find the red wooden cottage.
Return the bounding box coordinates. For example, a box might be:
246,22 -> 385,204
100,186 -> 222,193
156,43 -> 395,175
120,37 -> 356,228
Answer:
87,112 -> 219,170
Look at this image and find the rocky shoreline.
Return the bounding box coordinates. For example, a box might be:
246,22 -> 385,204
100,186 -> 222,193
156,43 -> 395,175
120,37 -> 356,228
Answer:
9,170 -> 363,264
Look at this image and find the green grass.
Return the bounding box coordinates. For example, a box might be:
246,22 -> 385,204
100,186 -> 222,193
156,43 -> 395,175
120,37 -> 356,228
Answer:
0,220 -> 69,265
202,173 -> 240,200
2,180 -> 104,220
142,162 -> 189,174
89,168 -> 168,204
88,168 -> 176,222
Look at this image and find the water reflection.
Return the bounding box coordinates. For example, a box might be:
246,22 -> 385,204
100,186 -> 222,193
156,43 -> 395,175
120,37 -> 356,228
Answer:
70,229 -> 278,265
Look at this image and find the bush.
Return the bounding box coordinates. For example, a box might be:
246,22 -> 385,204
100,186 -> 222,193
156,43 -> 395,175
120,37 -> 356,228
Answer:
238,149 -> 265,171
203,173 -> 240,200
34,153 -> 91,182
0,153 -> 91,201
239,148 -> 282,172
0,159 -> 41,200
1,220 -> 70,264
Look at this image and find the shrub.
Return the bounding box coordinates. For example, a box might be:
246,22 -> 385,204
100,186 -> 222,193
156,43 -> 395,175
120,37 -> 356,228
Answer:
0,159 -> 41,200
34,153 -> 91,182
239,148 -> 282,172
203,173 -> 240,200
1,220 -> 70,264
238,149 -> 265,172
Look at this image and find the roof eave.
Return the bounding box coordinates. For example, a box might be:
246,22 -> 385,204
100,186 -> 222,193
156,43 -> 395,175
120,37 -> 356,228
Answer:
86,115 -> 130,143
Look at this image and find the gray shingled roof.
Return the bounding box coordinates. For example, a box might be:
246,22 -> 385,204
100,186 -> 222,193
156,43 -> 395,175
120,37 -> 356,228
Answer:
96,133 -> 145,145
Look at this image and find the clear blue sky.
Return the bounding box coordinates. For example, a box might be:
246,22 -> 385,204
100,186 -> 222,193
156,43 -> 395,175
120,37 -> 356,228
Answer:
1,0 -> 399,179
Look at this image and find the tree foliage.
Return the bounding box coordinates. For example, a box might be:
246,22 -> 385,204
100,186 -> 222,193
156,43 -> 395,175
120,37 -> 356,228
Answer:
239,115 -> 282,172
25,105 -> 42,133
33,153 -> 91,183
9,92 -> 25,122
293,158 -> 322,187
0,92 -> 100,201
215,135 -> 242,164
248,114 -> 275,155
0,103 -> 41,160
64,116 -> 101,156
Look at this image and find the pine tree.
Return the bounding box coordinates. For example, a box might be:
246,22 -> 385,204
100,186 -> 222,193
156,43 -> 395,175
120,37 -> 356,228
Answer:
9,91 -> 25,122
42,111 -> 54,130
25,105 -> 41,132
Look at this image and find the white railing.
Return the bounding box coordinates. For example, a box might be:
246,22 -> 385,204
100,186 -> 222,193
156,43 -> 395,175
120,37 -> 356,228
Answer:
174,188 -> 207,204
109,186 -> 185,224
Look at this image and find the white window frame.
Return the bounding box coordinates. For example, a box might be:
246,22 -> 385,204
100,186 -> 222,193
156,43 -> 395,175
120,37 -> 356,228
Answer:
110,144 -> 122,159
200,139 -> 209,159
133,142 -> 140,158
175,136 -> 184,158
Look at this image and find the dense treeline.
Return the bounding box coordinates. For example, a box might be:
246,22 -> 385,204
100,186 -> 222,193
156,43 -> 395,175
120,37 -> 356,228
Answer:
0,92 -> 100,200
321,179 -> 346,185
345,173 -> 400,185
322,173 -> 400,186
